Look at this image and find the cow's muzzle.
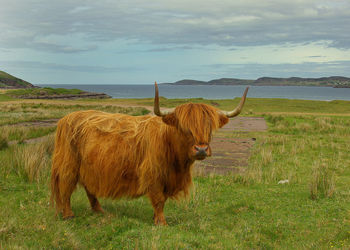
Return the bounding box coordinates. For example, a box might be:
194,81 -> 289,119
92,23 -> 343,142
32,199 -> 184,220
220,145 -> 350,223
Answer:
193,145 -> 210,160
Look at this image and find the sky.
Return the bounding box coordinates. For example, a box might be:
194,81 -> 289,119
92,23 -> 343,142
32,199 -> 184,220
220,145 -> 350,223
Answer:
0,0 -> 350,85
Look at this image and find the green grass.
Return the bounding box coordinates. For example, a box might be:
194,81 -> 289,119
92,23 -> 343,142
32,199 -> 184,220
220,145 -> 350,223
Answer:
0,135 -> 8,150
0,98 -> 350,248
98,97 -> 350,115
0,86 -> 86,100
0,102 -> 149,126
0,94 -> 14,101
0,126 -> 56,142
6,87 -> 84,97
1,172 -> 349,248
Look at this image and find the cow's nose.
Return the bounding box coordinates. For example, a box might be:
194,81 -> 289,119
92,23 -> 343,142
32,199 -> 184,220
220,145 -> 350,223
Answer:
194,145 -> 208,157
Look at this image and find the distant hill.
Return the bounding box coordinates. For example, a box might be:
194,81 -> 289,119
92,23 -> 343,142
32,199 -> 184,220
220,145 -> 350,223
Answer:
0,70 -> 111,99
164,76 -> 350,88
0,70 -> 35,88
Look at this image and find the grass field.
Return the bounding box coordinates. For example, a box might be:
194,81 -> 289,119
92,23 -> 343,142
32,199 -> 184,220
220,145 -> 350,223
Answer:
0,97 -> 349,249
6,87 -> 84,97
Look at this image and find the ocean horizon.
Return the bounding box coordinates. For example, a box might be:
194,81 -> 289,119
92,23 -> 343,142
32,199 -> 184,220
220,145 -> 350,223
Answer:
37,84 -> 350,101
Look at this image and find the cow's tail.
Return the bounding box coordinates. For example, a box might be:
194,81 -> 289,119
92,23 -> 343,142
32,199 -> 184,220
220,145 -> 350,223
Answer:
50,165 -> 62,215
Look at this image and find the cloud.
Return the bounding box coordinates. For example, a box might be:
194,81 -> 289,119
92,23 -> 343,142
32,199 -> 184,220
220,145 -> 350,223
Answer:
144,46 -> 195,52
29,42 -> 98,54
201,60 -> 350,79
0,60 -> 140,73
0,0 -> 350,53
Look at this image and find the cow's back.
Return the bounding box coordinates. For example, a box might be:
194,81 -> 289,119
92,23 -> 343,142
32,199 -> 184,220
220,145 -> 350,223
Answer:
55,110 -> 160,199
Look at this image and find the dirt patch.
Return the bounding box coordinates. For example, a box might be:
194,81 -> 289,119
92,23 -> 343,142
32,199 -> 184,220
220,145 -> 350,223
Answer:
220,117 -> 268,132
9,119 -> 59,127
8,135 -> 50,146
194,117 -> 267,175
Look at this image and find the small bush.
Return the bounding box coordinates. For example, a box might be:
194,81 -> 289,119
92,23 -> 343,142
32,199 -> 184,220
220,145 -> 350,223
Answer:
295,122 -> 312,132
12,134 -> 55,183
310,161 -> 336,200
0,135 -> 9,150
261,147 -> 273,166
265,115 -> 284,125
138,108 -> 151,116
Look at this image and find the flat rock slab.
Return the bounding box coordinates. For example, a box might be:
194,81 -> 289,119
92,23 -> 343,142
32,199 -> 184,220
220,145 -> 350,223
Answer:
194,117 -> 267,175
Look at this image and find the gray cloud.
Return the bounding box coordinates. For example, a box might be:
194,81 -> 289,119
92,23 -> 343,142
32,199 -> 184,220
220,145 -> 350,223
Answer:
10,59 -> 347,79
202,60 -> 350,79
0,0 -> 350,52
28,42 -> 98,54
145,46 -> 195,52
0,60 -> 141,73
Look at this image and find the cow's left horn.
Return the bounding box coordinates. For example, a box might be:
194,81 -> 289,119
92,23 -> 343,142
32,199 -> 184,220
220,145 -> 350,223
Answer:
154,82 -> 174,117
220,87 -> 249,118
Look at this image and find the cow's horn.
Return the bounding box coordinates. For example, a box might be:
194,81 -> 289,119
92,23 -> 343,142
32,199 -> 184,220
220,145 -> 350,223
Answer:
220,87 -> 249,118
154,82 -> 174,117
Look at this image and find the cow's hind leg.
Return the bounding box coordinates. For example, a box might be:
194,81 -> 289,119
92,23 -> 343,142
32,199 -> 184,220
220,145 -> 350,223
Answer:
59,175 -> 78,219
84,187 -> 104,213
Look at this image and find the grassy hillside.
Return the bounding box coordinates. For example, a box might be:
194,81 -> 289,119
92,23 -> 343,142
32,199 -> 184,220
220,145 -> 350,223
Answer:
0,71 -> 111,99
0,97 -> 349,248
0,71 -> 34,88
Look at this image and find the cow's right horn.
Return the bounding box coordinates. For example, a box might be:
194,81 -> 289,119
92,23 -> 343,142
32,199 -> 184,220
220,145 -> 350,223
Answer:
219,87 -> 249,118
154,82 -> 174,117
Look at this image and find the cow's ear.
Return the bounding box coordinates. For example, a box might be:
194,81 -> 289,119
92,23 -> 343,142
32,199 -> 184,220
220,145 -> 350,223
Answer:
162,113 -> 177,127
218,114 -> 229,128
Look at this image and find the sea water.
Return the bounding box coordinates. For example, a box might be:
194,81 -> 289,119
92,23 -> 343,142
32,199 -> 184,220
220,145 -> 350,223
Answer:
38,84 -> 350,101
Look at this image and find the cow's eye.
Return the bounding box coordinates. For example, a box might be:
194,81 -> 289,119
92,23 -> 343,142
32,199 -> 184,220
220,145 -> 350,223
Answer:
188,130 -> 194,139
184,130 -> 195,141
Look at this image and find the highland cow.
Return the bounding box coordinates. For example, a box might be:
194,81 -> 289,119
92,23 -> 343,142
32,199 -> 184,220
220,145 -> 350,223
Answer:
51,83 -> 248,225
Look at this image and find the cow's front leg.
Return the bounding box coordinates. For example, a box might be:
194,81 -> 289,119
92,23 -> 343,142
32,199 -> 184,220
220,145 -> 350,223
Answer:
148,190 -> 168,226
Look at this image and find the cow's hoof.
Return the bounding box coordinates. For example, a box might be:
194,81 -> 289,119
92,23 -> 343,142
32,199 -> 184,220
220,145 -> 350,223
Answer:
62,215 -> 75,220
155,221 -> 168,226
62,211 -> 75,220
154,218 -> 168,226
92,206 -> 104,214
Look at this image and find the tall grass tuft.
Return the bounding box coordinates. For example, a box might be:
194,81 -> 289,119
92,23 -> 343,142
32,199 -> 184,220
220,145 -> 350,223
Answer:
0,134 -> 9,150
12,134 -> 55,183
310,161 -> 336,200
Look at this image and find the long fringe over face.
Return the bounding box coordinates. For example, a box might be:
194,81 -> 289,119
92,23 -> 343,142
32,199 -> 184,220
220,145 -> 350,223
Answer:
172,103 -> 227,144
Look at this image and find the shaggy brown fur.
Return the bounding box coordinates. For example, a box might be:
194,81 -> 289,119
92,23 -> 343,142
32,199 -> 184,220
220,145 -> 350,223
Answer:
51,102 -> 231,225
